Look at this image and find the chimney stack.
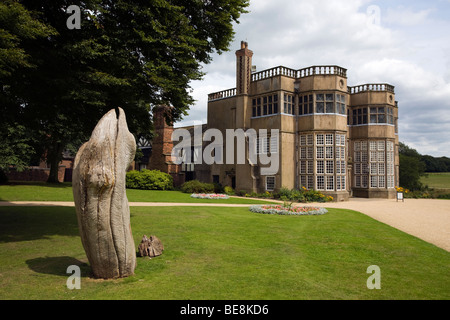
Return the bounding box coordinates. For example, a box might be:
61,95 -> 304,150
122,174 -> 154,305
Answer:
235,41 -> 253,95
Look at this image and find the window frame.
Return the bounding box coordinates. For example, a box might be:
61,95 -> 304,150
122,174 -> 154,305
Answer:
266,176 -> 276,191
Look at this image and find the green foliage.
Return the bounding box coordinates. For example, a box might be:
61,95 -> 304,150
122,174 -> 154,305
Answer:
224,186 -> 234,195
398,142 -> 450,191
0,0 -> 57,78
1,0 -> 249,182
278,187 -> 292,200
398,142 -> 427,191
180,180 -> 214,193
213,182 -> 224,194
0,122 -> 36,172
421,155 -> 450,172
126,169 -> 173,190
273,186 -> 332,203
237,190 -> 247,197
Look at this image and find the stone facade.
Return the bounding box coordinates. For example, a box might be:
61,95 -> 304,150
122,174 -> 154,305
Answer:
149,42 -> 399,199
204,42 -> 399,200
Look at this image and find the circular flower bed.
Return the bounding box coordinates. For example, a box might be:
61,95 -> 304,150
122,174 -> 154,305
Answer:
249,204 -> 327,216
191,193 -> 230,199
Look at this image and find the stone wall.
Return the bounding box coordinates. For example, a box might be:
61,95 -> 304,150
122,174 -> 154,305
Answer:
5,165 -> 67,183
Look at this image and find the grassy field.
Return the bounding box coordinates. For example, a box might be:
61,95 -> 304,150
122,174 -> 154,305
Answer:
0,181 -> 273,204
0,205 -> 449,300
421,172 -> 450,190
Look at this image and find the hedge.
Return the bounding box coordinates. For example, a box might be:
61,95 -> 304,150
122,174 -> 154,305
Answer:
180,180 -> 214,193
126,169 -> 173,190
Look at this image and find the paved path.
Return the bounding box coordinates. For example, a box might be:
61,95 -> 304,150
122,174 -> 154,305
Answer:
1,198 -> 449,252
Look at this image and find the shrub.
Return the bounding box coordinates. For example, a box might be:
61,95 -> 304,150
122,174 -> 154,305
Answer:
260,191 -> 273,198
290,189 -> 305,202
224,186 -> 234,195
126,169 -> 173,190
213,182 -> 224,194
125,170 -> 141,189
278,187 -> 292,200
237,190 -> 247,197
181,180 -> 214,193
303,189 -> 329,202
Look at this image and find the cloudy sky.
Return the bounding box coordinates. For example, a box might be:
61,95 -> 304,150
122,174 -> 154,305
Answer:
176,0 -> 450,158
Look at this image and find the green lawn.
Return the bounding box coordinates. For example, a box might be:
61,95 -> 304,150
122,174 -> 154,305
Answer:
0,205 -> 449,300
422,172 -> 450,190
0,182 -> 274,204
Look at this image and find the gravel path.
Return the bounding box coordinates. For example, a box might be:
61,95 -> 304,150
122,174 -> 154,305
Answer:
304,198 -> 450,252
1,198 -> 449,252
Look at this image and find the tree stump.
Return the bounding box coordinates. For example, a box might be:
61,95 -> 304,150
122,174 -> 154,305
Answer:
72,108 -> 137,279
138,235 -> 164,258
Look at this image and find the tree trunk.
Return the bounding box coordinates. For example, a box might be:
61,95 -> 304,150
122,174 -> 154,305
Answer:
47,142 -> 63,183
138,235 -> 164,258
72,108 -> 137,279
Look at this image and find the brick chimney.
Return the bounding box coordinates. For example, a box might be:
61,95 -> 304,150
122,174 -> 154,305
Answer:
148,105 -> 177,173
235,41 -> 253,95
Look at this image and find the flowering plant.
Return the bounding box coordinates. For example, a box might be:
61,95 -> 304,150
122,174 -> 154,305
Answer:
191,193 -> 230,199
395,186 -> 409,193
249,204 -> 327,216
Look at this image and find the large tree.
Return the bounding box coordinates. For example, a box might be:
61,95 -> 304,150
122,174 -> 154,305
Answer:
0,0 -> 56,173
1,0 -> 249,182
399,142 -> 426,190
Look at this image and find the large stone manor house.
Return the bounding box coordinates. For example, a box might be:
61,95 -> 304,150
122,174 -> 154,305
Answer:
149,42 -> 400,200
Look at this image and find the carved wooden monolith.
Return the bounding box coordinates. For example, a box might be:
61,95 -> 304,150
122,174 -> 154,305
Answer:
72,108 -> 136,279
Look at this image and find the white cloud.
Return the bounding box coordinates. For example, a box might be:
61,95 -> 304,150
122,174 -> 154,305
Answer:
179,0 -> 450,157
384,6 -> 434,26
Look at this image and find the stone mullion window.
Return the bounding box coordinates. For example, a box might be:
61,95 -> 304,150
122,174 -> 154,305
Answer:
252,94 -> 279,118
352,107 -> 368,125
386,141 -> 395,188
314,93 -> 346,115
325,94 -> 335,113
336,94 -> 346,115
324,133 -> 334,191
263,96 -> 268,116
301,132 -> 348,192
315,133 -> 324,190
284,93 -> 294,115
335,134 -> 346,191
369,106 -> 394,124
354,140 -> 368,188
387,107 -> 394,125
266,176 -> 275,191
364,140 -> 393,189
316,94 -> 324,114
299,133 -> 315,190
298,94 -> 314,116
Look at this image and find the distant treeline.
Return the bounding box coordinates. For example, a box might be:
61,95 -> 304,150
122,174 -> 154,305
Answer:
399,142 -> 449,190
399,142 -> 450,173
421,155 -> 450,172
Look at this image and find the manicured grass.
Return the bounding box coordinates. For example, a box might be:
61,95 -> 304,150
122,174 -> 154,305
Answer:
0,182 -> 274,204
125,189 -> 274,204
0,205 -> 449,300
0,181 -> 74,201
421,172 -> 450,190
